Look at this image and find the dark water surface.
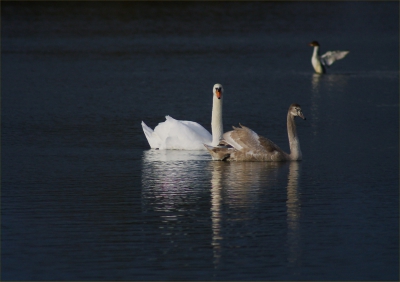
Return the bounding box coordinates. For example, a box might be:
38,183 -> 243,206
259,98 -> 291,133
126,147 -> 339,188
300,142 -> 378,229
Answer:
2,1 -> 399,281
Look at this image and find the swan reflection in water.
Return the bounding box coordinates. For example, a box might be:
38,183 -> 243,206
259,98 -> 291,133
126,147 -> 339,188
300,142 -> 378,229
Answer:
141,149 -> 302,268
209,161 -> 302,268
209,161 -> 286,267
311,72 -> 349,93
286,161 -> 301,266
141,149 -> 210,216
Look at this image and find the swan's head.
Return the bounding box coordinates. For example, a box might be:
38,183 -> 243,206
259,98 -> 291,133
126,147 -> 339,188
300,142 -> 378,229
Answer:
309,41 -> 320,47
213,83 -> 224,100
289,103 -> 306,120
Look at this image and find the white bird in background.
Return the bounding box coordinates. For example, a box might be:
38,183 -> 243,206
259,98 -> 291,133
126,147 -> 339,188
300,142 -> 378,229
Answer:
204,103 -> 306,162
141,84 -> 224,150
309,41 -> 349,74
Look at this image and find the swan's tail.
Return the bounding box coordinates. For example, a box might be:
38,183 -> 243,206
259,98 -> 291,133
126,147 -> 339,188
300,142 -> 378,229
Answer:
204,144 -> 232,161
141,121 -> 160,149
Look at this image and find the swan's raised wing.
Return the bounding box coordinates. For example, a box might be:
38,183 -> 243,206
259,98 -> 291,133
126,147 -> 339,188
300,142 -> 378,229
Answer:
153,116 -> 212,150
142,121 -> 162,149
320,50 -> 349,66
223,124 -> 283,153
179,119 -> 212,141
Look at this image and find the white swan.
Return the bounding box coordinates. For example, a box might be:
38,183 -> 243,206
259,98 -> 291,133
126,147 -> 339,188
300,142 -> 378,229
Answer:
309,41 -> 349,74
141,84 -> 224,150
204,103 -> 306,161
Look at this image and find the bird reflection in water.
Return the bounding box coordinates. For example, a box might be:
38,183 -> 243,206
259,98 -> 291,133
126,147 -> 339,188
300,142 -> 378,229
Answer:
310,73 -> 321,137
209,161 -> 284,268
286,161 -> 301,266
311,72 -> 349,94
311,73 -> 322,94
210,161 -> 225,268
142,150 -> 303,269
141,149 -> 210,215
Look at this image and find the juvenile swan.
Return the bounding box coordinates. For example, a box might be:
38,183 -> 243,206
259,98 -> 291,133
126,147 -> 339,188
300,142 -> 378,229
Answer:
204,103 -> 306,161
142,84 -> 224,150
309,41 -> 349,74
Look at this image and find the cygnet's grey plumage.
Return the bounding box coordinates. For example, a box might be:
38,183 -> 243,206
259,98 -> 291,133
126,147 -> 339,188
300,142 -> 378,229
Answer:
205,103 -> 306,161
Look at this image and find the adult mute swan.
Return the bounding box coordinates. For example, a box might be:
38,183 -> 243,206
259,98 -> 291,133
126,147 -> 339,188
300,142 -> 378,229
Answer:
204,103 -> 306,161
309,41 -> 349,74
141,84 -> 224,150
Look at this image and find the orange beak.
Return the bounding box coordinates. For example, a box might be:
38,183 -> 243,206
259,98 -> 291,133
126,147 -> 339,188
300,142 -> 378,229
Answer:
216,89 -> 222,99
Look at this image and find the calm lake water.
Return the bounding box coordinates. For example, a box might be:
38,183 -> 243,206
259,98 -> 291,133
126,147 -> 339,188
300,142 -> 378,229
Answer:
2,1 -> 399,280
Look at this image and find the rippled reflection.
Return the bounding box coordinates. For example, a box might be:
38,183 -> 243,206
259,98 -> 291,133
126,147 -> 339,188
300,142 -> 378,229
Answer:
311,73 -> 349,95
209,161 -> 285,268
142,150 -> 303,270
286,161 -> 301,266
311,73 -> 322,93
215,161 -> 285,208
142,149 -> 210,163
311,74 -> 322,137
210,161 -> 225,267
141,150 -> 210,216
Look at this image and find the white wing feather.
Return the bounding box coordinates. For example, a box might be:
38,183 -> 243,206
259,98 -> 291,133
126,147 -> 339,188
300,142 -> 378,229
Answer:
320,50 -> 349,66
141,121 -> 162,149
143,116 -> 212,150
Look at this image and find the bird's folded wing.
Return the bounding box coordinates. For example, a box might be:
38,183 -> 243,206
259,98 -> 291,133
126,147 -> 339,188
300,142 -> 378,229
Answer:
223,124 -> 281,153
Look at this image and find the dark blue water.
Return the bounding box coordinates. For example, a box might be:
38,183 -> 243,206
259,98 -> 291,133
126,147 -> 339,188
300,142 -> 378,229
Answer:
2,1 -> 398,280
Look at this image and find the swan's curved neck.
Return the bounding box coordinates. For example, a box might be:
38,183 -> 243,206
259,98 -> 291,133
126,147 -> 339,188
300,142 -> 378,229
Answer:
211,96 -> 223,146
287,112 -> 302,160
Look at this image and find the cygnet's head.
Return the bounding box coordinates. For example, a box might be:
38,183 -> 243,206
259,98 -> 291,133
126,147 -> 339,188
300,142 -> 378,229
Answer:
289,103 -> 306,120
213,83 -> 224,99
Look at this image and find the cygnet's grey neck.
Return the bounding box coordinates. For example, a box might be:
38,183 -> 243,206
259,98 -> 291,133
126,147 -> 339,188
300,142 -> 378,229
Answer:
287,112 -> 302,160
